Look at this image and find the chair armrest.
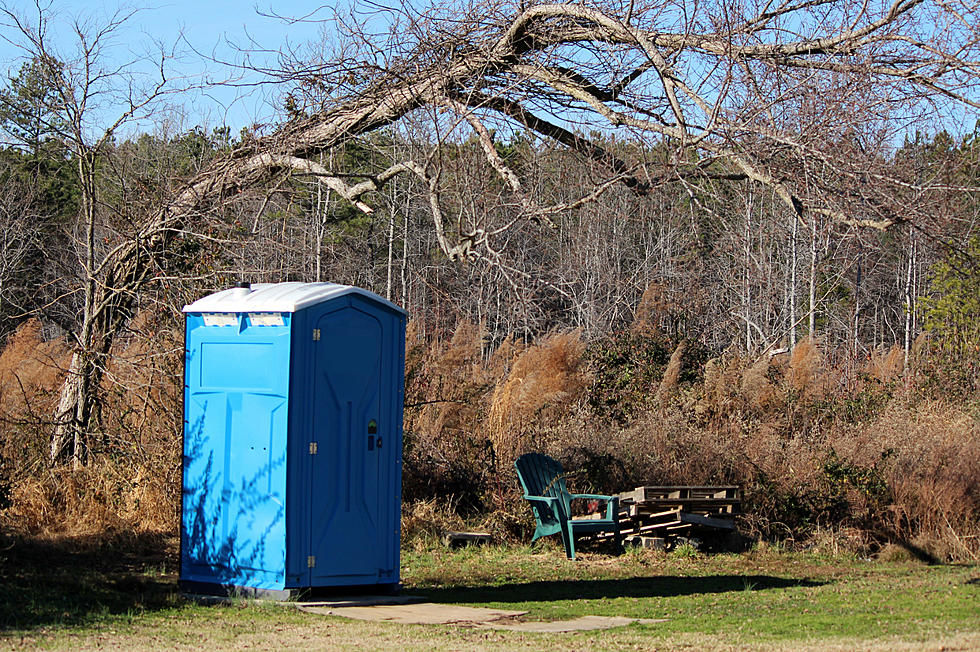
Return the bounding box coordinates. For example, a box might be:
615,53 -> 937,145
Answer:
523,494 -> 559,505
569,493 -> 615,501
569,494 -> 619,520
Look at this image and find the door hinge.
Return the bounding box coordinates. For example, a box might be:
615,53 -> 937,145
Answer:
309,441 -> 318,455
307,555 -> 316,568
312,328 -> 320,341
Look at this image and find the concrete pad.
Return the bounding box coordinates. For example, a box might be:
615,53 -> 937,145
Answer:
293,595 -> 424,608
484,615 -> 669,632
299,602 -> 528,625
301,601 -> 669,632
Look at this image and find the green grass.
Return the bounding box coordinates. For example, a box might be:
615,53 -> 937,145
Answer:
2,535 -> 978,650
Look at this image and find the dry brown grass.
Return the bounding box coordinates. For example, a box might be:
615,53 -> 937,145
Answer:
866,344 -> 906,384
654,340 -> 686,401
487,330 -> 586,466
0,313 -> 181,538
400,497 -> 466,551
740,356 -> 777,411
786,338 -> 828,400
0,319 -> 70,430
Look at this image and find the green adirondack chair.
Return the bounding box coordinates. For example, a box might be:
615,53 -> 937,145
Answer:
514,452 -> 621,559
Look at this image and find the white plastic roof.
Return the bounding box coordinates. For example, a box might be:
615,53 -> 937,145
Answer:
182,282 -> 406,315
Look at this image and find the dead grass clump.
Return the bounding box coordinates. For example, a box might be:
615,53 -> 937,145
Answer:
786,339 -> 828,400
866,345 -> 905,384
655,340 -> 687,401
486,333 -> 525,381
436,320 -> 485,376
739,356 -> 777,411
804,526 -> 872,558
699,355 -> 745,421
402,320 -> 500,514
877,403 -> 979,533
408,320 -> 491,438
6,459 -> 177,537
875,542 -> 919,562
400,498 -> 466,550
0,319 -> 70,418
487,330 -> 586,466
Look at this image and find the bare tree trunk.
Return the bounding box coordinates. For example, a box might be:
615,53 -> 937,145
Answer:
400,201 -> 409,305
853,248 -> 862,359
314,178 -> 324,282
809,218 -> 818,338
744,191 -> 753,352
386,181 -> 396,301
904,227 -> 917,372
790,212 -> 798,349
51,153 -> 100,467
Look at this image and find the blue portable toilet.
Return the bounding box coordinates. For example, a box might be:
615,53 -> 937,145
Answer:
179,282 -> 406,597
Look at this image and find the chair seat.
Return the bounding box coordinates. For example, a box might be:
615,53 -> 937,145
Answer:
570,519 -> 618,533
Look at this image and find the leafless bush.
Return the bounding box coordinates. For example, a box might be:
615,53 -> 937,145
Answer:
0,315 -> 180,537
487,330 -> 586,467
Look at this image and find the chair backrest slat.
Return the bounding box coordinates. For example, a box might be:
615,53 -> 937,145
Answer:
515,453 -> 571,518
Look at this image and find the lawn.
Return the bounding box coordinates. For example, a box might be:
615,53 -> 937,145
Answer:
1,534 -> 978,650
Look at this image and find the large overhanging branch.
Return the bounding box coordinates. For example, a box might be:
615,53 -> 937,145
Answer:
79,0 -> 978,335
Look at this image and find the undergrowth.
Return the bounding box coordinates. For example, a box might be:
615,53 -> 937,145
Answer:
1,314 -> 979,561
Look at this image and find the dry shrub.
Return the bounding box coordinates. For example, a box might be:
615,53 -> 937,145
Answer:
408,320 -> 490,441
0,320 -> 70,500
487,331 -> 586,466
699,355 -> 744,421
102,310 -> 183,451
7,460 -> 176,536
0,311 -> 182,538
874,401 -> 980,560
655,340 -> 686,401
486,333 -> 525,381
866,344 -> 905,384
435,320 -> 485,376
402,320 -> 498,512
612,407 -> 735,486
786,339 -> 828,400
400,498 -> 466,550
739,356 -> 776,411
632,283 -> 668,337
0,319 -> 69,420
4,310 -> 977,561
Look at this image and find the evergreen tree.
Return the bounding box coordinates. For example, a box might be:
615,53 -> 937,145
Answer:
0,57 -> 65,159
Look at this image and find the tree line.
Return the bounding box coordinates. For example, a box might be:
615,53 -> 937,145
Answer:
0,0 -> 978,470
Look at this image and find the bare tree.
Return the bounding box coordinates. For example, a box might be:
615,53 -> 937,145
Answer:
0,1 -> 189,466
6,0 -> 979,465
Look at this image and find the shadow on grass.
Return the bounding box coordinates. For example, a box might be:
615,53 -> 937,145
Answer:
0,531 -> 180,632
418,575 -> 826,605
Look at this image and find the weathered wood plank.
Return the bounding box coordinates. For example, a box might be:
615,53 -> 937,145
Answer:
678,513 -> 736,530
443,531 -> 492,548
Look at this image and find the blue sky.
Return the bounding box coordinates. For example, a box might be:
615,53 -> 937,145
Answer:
0,1 -> 333,135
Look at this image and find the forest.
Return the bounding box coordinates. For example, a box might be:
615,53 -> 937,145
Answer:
0,0 -> 978,562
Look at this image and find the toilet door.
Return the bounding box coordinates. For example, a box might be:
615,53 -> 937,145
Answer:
309,305 -> 384,583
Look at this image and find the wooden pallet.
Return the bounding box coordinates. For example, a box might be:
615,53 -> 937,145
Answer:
597,485 -> 740,542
